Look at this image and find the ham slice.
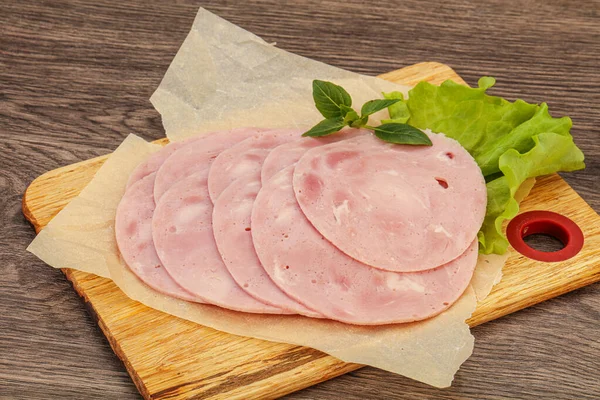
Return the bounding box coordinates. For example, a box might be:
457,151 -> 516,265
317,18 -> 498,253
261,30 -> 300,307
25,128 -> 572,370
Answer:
115,173 -> 203,302
126,137 -> 201,189
293,132 -> 487,272
207,129 -> 301,202
213,176 -> 322,317
152,169 -> 285,314
260,128 -> 366,184
252,166 -> 478,325
153,128 -> 266,202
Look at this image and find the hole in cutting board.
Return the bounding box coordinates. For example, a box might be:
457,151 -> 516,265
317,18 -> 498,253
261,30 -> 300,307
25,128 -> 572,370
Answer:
523,233 -> 565,252
507,210 -> 584,262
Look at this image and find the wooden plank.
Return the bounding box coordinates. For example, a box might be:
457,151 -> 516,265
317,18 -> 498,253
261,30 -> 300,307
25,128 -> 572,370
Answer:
22,62 -> 600,400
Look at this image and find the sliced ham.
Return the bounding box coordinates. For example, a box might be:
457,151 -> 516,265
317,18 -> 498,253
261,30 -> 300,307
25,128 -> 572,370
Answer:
152,169 -> 285,314
115,173 -> 203,302
260,128 -> 366,184
207,129 -> 301,202
213,176 -> 322,317
252,166 -> 478,325
153,128 -> 266,202
293,132 -> 487,272
126,137 -> 201,189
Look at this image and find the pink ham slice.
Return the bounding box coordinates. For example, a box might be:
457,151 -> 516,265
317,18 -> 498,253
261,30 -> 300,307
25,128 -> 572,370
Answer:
252,166 -> 478,325
260,128 -> 366,184
153,128 -> 266,202
213,176 -> 321,317
115,173 -> 203,302
126,136 -> 201,189
293,132 -> 487,272
207,129 -> 302,202
152,169 -> 285,314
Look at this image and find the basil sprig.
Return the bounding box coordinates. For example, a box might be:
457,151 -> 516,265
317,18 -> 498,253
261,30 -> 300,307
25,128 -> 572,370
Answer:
303,80 -> 432,146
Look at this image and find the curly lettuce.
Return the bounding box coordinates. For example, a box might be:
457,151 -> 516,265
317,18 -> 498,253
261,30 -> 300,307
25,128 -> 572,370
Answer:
391,78 -> 585,254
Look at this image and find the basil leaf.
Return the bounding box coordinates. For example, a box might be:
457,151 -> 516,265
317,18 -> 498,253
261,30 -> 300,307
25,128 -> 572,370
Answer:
343,109 -> 361,126
340,104 -> 355,118
302,117 -> 346,137
351,115 -> 369,128
373,123 -> 432,145
360,99 -> 400,118
312,80 -> 353,118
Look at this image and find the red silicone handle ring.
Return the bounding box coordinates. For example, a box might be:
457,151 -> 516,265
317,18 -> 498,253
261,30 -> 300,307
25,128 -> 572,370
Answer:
506,210 -> 584,262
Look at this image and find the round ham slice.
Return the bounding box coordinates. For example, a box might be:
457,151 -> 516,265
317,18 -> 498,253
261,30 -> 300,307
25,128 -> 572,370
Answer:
293,132 -> 487,272
213,176 -> 322,317
126,136 -> 201,189
207,129 -> 301,202
252,166 -> 478,325
260,128 -> 366,184
115,173 -> 203,302
153,128 -> 266,202
152,169 -> 285,314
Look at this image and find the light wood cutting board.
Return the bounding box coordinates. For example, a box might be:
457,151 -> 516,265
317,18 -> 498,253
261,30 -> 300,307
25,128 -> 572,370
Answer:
22,62 -> 600,400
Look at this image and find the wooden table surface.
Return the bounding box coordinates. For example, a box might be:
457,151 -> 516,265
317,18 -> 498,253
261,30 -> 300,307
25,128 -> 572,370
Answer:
2,1 -> 599,398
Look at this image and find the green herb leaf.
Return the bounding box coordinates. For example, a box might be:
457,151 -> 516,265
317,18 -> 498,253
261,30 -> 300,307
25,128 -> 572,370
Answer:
360,99 -> 401,118
302,117 -> 346,137
312,80 -> 353,118
338,104 -> 357,124
381,91 -> 410,124
351,115 -> 369,128
373,123 -> 432,145
343,109 -> 361,126
339,104 -> 354,114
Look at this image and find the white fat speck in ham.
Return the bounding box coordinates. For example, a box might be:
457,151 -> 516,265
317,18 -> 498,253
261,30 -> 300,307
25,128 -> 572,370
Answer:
332,199 -> 350,225
293,131 -> 486,272
433,225 -> 453,238
207,129 -> 302,202
251,166 -> 478,325
212,177 -> 322,317
260,128 -> 366,184
115,173 -> 203,302
152,169 -> 284,314
153,127 -> 266,202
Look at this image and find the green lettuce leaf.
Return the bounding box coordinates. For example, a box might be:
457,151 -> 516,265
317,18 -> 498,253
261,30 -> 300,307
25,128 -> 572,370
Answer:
381,91 -> 410,124
404,78 -> 585,254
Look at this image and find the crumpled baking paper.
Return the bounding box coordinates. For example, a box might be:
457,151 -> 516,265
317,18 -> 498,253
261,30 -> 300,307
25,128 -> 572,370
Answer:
150,8 -> 409,142
28,7 -> 515,388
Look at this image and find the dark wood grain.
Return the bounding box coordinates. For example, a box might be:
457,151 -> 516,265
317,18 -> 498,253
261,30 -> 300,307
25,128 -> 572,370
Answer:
1,0 -> 598,399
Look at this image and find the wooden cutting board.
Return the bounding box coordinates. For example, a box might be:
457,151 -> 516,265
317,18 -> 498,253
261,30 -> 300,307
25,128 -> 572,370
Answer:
22,62 -> 600,400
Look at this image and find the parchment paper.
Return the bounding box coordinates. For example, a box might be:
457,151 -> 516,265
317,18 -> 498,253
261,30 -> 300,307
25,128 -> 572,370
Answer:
28,135 -> 161,279
27,7 -> 516,388
150,8 -> 410,142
